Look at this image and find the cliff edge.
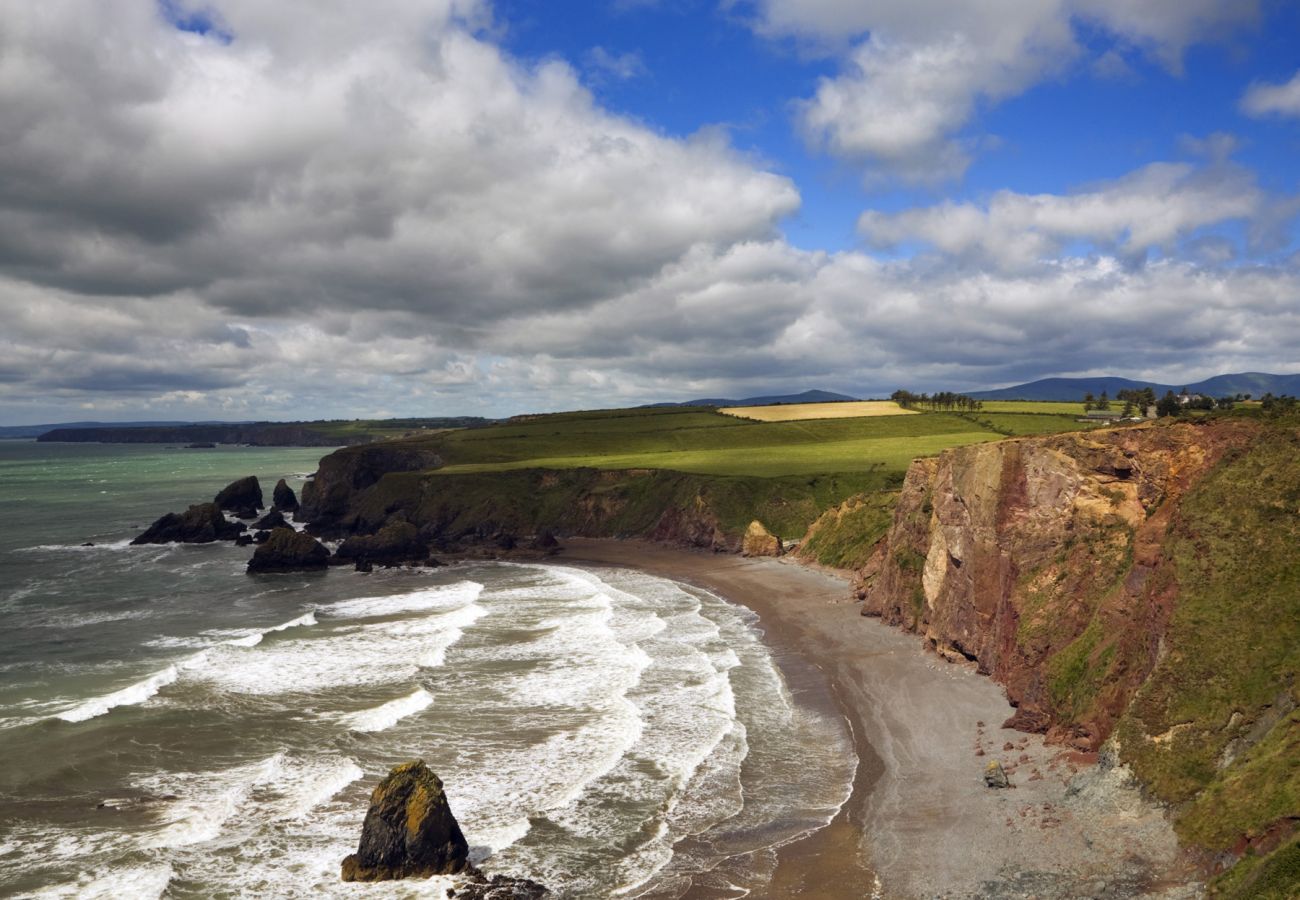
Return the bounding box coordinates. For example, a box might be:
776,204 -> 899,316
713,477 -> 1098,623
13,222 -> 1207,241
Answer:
855,418 -> 1300,894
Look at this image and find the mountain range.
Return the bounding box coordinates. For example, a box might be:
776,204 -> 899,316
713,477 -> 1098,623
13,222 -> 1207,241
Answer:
968,372 -> 1300,402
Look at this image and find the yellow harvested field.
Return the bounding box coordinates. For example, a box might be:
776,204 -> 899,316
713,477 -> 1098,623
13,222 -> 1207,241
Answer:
719,401 -> 918,422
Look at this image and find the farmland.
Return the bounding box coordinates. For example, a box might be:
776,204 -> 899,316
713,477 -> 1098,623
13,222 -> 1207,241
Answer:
719,400 -> 917,422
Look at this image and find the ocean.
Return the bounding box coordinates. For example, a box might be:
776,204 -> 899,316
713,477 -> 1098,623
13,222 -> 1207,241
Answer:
0,441 -> 856,898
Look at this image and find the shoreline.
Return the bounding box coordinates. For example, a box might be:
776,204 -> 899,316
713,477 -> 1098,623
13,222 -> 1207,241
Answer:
557,538 -> 1199,900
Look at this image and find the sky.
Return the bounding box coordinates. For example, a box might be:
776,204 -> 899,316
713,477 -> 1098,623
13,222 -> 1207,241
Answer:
1,0 -> 1298,424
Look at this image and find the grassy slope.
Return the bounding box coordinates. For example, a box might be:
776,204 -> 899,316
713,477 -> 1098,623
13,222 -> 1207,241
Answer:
1113,422 -> 1300,893
796,491 -> 898,569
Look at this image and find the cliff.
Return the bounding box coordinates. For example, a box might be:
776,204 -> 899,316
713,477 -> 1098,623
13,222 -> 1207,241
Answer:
854,417 -> 1300,893
299,436 -> 881,551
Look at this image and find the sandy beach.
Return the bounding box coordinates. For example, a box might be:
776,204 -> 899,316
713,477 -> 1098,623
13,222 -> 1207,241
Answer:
558,539 -> 1199,900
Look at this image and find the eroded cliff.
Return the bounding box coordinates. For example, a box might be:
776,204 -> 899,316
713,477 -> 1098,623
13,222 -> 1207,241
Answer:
854,417 -> 1300,893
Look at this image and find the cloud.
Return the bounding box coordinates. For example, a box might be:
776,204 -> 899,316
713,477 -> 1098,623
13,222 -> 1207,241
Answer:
858,157 -> 1281,269
741,0 -> 1259,179
1241,69 -> 1300,118
0,0 -> 1295,425
585,46 -> 648,82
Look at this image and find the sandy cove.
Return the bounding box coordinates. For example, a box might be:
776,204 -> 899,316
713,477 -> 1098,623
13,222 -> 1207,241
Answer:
557,539 -> 1200,900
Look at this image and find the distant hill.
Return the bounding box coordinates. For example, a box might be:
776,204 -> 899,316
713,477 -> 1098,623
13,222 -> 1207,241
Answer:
647,389 -> 859,408
33,418 -> 492,447
970,373 -> 1300,402
0,420 -> 223,439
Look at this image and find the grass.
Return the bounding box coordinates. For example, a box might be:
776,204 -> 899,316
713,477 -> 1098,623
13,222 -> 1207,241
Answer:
397,406 -> 1010,478
433,431 -> 1000,478
795,491 -> 898,569
978,400 -> 1098,415
957,412 -> 1105,436
719,400 -> 916,421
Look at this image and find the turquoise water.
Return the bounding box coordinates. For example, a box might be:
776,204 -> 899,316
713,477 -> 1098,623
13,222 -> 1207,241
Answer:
0,441 -> 855,898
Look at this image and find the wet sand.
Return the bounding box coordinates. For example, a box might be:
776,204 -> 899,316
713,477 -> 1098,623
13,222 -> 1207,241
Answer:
558,539 -> 1196,900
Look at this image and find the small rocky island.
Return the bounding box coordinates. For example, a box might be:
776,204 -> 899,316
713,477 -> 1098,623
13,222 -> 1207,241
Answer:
342,760 -> 547,898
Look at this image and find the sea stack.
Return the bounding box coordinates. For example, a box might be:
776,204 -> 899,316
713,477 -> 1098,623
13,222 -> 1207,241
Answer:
272,478 -> 299,512
341,761 -> 471,882
214,476 -> 263,519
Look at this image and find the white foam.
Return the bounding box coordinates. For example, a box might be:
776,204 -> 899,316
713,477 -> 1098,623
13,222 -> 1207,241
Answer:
30,863 -> 174,899
139,753 -> 284,848
55,651 -> 209,722
326,581 -> 483,619
223,612 -> 318,647
342,687 -> 433,732
21,539 -> 135,553
190,603 -> 487,696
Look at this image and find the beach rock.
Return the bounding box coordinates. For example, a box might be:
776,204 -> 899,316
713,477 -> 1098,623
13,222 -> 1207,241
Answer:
742,520 -> 782,557
984,760 -> 1011,789
253,509 -> 288,530
253,530 -> 271,544
273,478 -> 299,512
334,521 -> 428,566
235,534 -> 254,547
132,502 -> 245,545
341,760 -> 470,882
528,530 -> 561,554
214,476 -> 263,519
453,874 -> 549,899
247,527 -> 330,573
355,559 -> 373,573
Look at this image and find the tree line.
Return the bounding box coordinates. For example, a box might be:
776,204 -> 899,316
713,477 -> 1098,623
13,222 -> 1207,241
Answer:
890,390 -> 984,411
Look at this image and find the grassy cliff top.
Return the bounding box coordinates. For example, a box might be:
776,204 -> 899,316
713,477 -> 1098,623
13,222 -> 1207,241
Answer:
383,405 -> 1103,479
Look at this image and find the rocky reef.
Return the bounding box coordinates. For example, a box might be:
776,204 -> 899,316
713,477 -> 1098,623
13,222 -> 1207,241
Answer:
333,521 -> 430,567
131,502 -> 246,545
246,527 -> 330,573
342,761 -> 547,896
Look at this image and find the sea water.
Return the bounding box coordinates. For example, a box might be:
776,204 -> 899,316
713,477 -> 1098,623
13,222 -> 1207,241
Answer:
0,441 -> 856,898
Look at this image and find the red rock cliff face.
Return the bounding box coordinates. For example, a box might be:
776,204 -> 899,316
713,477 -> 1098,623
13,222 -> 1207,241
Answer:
856,421 -> 1256,750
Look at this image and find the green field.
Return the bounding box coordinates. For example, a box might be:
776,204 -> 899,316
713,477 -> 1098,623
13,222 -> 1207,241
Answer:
978,400 -> 1092,415
399,405 -> 1102,479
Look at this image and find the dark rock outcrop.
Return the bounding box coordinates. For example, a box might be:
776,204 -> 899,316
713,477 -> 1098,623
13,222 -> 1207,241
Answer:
341,761 -> 470,882
253,509 -> 288,530
334,521 -> 429,566
132,503 -> 246,545
528,531 -> 561,555
214,476 -> 263,519
273,478 -> 299,512
246,527 -> 330,573
299,443 -> 446,532
452,874 -> 549,899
